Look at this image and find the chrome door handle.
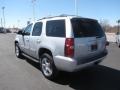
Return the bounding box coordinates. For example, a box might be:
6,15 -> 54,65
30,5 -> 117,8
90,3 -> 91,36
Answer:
37,40 -> 41,43
26,39 -> 29,42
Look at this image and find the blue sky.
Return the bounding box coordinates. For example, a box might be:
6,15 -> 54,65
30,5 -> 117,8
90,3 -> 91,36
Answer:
0,0 -> 120,28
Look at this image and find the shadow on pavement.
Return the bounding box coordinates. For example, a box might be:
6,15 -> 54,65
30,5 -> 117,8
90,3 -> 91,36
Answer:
55,65 -> 120,90
22,57 -> 120,90
21,56 -> 40,70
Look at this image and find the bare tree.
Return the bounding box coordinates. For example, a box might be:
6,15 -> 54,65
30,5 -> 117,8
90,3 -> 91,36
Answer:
99,19 -> 111,32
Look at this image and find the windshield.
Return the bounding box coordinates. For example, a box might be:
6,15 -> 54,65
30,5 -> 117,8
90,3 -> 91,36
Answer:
71,18 -> 105,38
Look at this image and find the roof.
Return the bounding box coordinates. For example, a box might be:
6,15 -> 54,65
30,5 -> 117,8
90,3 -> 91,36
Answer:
37,14 -> 82,21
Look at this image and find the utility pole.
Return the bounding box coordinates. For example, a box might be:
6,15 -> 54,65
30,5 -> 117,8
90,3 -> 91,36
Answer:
2,6 -> 5,28
1,18 -> 3,27
75,0 -> 78,15
32,0 -> 36,22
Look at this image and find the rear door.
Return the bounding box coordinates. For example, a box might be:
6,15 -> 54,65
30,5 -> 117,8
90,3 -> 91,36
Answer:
71,18 -> 106,60
29,22 -> 43,59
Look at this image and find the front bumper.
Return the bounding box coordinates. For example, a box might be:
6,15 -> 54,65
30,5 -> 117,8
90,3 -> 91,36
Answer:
54,51 -> 108,72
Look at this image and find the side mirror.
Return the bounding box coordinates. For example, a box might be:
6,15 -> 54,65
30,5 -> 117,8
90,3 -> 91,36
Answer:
17,30 -> 23,35
17,31 -> 30,36
24,32 -> 30,35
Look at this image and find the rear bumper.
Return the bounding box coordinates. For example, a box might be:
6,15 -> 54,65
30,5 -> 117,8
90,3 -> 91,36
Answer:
54,51 -> 108,72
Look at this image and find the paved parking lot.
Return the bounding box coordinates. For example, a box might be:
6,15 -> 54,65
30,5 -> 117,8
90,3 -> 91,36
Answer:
0,33 -> 120,90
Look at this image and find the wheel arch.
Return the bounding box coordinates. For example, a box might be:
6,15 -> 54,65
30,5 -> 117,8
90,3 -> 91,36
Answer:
38,48 -> 53,59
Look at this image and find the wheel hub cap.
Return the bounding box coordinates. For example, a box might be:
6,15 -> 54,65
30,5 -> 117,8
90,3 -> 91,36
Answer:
42,58 -> 52,76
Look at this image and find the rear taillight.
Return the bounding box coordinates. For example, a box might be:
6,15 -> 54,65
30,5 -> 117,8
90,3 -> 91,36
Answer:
65,38 -> 74,57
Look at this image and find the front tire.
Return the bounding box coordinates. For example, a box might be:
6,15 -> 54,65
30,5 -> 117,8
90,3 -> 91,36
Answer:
15,43 -> 23,58
40,53 -> 59,80
118,42 -> 120,48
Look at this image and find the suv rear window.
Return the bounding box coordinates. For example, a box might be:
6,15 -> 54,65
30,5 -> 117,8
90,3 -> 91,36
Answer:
46,20 -> 65,37
71,18 -> 104,38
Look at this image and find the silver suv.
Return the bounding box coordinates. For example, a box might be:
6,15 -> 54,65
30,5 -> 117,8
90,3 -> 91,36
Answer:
15,15 -> 108,79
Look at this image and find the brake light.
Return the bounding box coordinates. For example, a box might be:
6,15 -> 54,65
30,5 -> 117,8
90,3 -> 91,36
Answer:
65,38 -> 74,57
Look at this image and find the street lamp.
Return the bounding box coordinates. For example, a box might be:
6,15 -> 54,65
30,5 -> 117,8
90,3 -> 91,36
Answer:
2,6 -> 5,28
1,18 -> 3,27
75,0 -> 78,15
32,0 -> 36,22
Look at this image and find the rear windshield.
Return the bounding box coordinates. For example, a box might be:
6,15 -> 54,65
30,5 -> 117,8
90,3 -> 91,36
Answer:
71,18 -> 104,38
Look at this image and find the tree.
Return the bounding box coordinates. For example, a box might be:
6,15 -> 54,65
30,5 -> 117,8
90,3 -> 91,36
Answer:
99,19 -> 111,32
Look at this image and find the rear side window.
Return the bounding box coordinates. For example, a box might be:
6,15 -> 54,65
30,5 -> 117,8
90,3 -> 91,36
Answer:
71,18 -> 104,38
32,22 -> 42,36
46,20 -> 65,37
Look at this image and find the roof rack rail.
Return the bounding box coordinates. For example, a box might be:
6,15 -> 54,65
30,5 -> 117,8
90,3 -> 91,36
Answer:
37,14 -> 77,21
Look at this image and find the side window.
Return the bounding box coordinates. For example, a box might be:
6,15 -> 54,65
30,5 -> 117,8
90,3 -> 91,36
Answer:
46,20 -> 65,37
24,24 -> 33,35
32,22 -> 42,36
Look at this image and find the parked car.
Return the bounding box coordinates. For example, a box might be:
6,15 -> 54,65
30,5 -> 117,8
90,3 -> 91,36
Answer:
6,29 -> 11,33
116,32 -> 120,47
15,15 -> 108,80
0,27 -> 5,33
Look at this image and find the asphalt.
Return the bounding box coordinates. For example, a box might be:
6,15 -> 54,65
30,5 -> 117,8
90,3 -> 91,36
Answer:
0,33 -> 120,90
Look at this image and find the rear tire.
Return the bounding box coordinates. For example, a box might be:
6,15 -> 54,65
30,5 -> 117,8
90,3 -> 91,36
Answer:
15,43 -> 23,58
40,53 -> 59,80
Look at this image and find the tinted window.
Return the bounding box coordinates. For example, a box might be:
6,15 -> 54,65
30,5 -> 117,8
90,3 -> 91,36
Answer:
24,24 -> 33,35
32,22 -> 42,36
71,18 -> 104,38
46,20 -> 65,37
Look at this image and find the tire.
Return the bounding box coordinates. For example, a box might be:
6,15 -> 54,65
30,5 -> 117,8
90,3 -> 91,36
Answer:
119,45 -> 120,48
118,42 -> 120,48
116,40 -> 120,48
117,42 -> 120,48
40,53 -> 59,80
15,43 -> 23,58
